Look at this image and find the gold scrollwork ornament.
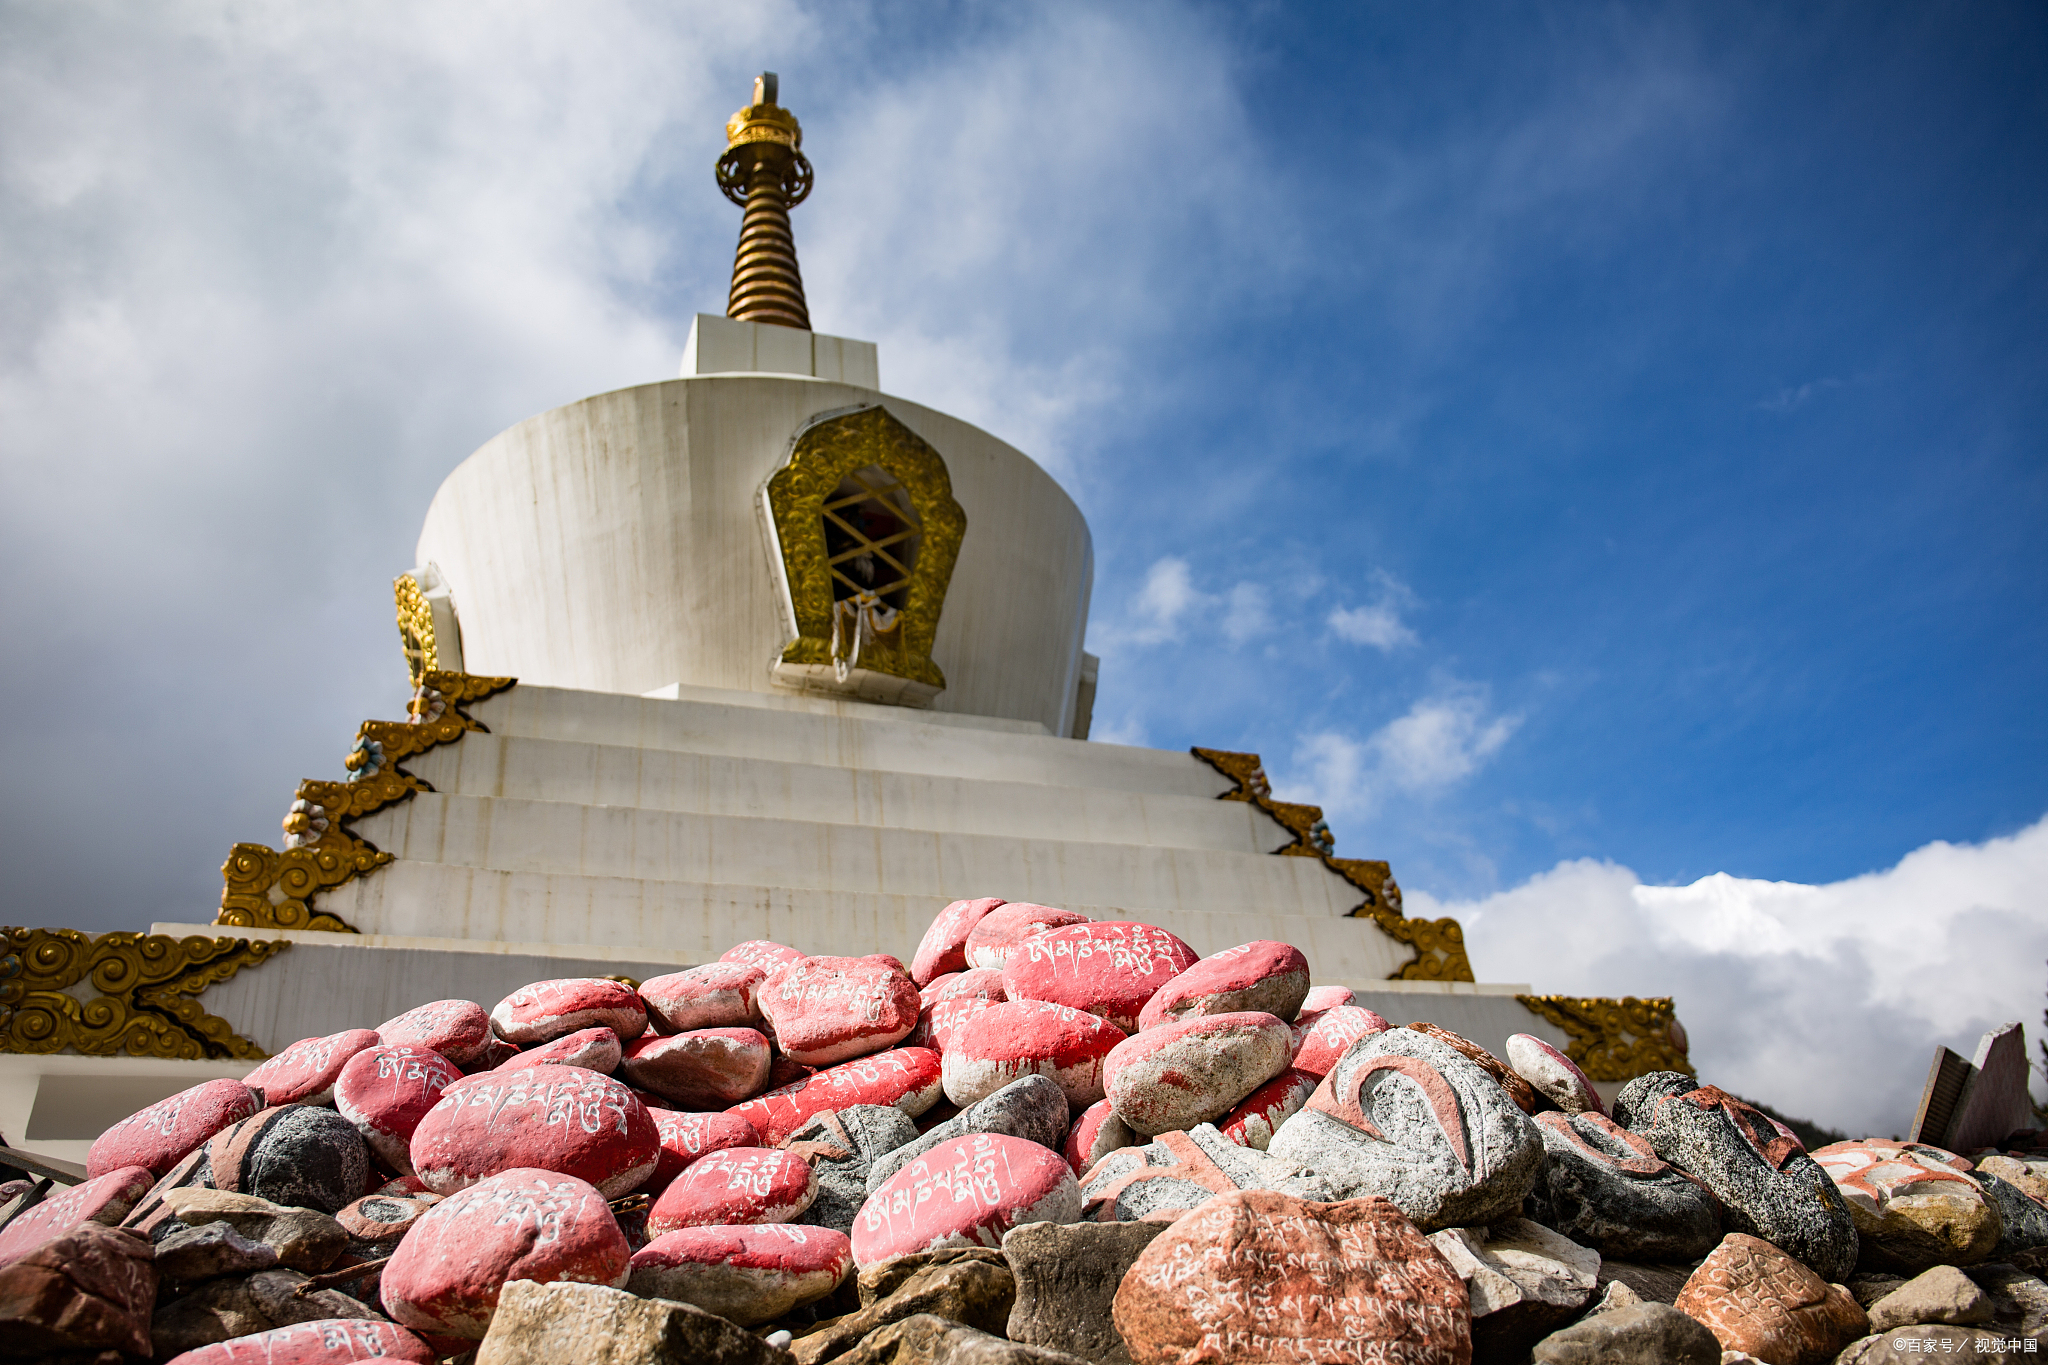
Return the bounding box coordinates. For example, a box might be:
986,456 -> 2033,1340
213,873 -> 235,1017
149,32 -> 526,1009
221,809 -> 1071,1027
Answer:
1515,993 -> 1695,1082
1,927 -> 288,1060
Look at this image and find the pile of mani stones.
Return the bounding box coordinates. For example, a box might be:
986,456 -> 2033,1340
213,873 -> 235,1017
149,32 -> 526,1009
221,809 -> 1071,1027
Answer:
6,902 -> 2048,1363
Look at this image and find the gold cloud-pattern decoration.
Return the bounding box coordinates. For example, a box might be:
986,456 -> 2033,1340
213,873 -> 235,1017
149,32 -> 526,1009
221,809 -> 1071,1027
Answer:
0,928 -> 289,1060
1189,746 -> 1473,982
215,669 -> 516,934
1516,994 -> 1695,1082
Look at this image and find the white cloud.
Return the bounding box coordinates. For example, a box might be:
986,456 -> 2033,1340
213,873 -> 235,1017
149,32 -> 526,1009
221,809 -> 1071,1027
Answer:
1123,556 -> 1207,645
1222,582 -> 1271,644
1328,570 -> 1418,650
1283,684 -> 1522,821
1419,815 -> 2048,1138
1108,558 -> 1276,650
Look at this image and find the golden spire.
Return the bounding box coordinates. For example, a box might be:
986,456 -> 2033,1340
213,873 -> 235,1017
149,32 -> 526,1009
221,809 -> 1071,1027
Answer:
718,72 -> 813,331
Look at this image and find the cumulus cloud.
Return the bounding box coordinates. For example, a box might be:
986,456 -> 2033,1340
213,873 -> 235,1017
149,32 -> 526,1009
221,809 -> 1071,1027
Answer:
1328,570 -> 1418,650
1107,556 -> 1283,650
1287,684 -> 1522,821
1418,815 -> 2048,1138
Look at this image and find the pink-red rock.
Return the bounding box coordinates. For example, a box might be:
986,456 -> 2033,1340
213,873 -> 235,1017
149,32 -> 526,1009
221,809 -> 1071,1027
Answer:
942,1000 -> 1128,1108
1298,985 -> 1356,1015
756,956 -> 921,1066
911,968 -> 1008,1049
1217,1068 -> 1320,1151
1104,1011 -> 1295,1136
721,940 -> 806,970
409,1065 -> 658,1198
1136,942 -> 1311,1030
1000,921 -> 1197,1031
159,1318 -> 437,1364
467,1037 -> 520,1072
646,1147 -> 817,1233
379,1167 -> 630,1340
1506,1032 -> 1605,1115
911,898 -> 1007,985
489,978 -> 647,1046
963,904 -> 1091,970
852,1133 -> 1081,1263
242,1030 -> 381,1107
728,1047 -> 944,1146
336,1192 -> 439,1245
1065,1100 -> 1137,1177
377,999 -> 494,1066
617,1028 -> 771,1107
0,1165 -> 154,1269
637,963 -> 766,1033
86,1078 -> 261,1179
0,1221 -> 158,1358
1289,1005 -> 1390,1078
1674,1233 -> 1868,1363
493,1026 -> 621,1074
335,1044 -> 464,1176
647,1110 -> 762,1189
626,1224 -> 853,1326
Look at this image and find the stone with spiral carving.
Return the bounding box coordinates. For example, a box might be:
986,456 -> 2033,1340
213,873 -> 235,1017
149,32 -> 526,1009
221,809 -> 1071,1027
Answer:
1526,1109 -> 1723,1261
1673,1232 -> 1868,1363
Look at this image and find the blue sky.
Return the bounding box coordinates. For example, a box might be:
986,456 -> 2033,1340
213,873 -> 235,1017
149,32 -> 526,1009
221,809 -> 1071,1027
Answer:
2,1 -> 2043,1131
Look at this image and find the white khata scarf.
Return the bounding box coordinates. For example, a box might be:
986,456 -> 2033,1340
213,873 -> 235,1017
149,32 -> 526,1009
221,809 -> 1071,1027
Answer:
831,590 -> 901,682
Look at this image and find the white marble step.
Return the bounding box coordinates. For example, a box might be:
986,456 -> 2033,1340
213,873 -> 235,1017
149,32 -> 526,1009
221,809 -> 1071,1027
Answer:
402,732 -> 1284,854
346,791 -> 1359,918
464,685 -> 1231,800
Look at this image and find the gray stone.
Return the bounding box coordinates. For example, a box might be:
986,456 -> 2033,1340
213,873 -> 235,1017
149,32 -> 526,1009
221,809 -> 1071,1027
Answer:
867,1077 -> 1070,1195
1836,1325 -> 2019,1363
1866,1265 -> 1995,1332
857,1247 -> 1008,1308
793,1257 -> 1016,1365
1846,1272 -> 1908,1308
1078,1122 -> 1331,1222
473,1279 -> 792,1365
1267,1026 -> 1545,1232
150,1267 -> 384,1356
1429,1217 -> 1601,1361
1963,1262 -> 2048,1340
831,1313 -> 1092,1365
1531,1301 -> 1720,1364
1611,1072 -> 1858,1282
205,1105 -> 370,1215
1593,1259 -> 1693,1306
787,1105 -> 921,1238
152,1220 -> 279,1283
1001,1219 -> 1166,1365
1978,1170 -> 2048,1258
1528,1110 -> 1721,1262
1583,1278 -> 1643,1315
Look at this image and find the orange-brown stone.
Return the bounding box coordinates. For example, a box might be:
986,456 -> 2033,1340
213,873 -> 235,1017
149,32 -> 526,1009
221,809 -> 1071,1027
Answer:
1674,1233 -> 1868,1365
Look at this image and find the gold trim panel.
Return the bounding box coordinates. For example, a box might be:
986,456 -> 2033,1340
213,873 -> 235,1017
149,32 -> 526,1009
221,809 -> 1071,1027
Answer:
0,928 -> 289,1060
1515,993 -> 1695,1082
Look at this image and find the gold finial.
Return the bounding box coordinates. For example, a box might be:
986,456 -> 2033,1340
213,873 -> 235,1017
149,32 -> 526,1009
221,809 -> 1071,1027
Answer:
717,71 -> 813,330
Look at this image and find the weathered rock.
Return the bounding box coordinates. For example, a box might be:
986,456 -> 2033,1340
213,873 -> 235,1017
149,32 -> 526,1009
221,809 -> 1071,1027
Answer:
639,962 -> 767,1032
1811,1138 -> 2002,1272
759,957 -> 923,1067
1530,1301 -> 1720,1364
647,1146 -> 818,1232
153,1219 -> 279,1282
1508,1033 -> 1605,1116
963,904 -> 1090,971
469,1036 -> 523,1071
791,1255 -> 1016,1365
1528,1109 -> 1722,1261
650,1108 -> 764,1188
1846,1271 -> 1908,1307
1063,1099 -> 1136,1177
206,1105 -> 371,1215
1614,1073 -> 1859,1282
335,1043 -> 463,1176
1002,1218 -> 1166,1365
999,921 -> 1197,1031
473,1278 -> 792,1365
336,1191 -> 436,1243
86,1077 -> 260,1179
1135,940 -> 1311,1030
1594,1258 -> 1693,1305
1217,1068 -> 1319,1150
1978,1154 -> 2048,1205
491,977 -> 648,1046
1103,1010 -> 1294,1136
0,1221 -> 157,1358
157,1318 -> 437,1365
1583,1277 -> 1643,1315
1673,1232 -> 1868,1364
117,1145 -> 214,1240
243,1029 -> 383,1107
731,1048 -> 944,1146
856,1246 -> 1009,1307
1268,1025 -> 1547,1232
1078,1122 -> 1332,1222
1113,1188 -> 1470,1365
912,898 -> 1008,986
628,1224 -> 852,1326
495,1025 -> 622,1074
378,999 -> 495,1066
785,1105 -> 921,1236
0,1165 -> 153,1269
943,1001 -> 1127,1110
1835,1325 -> 2022,1363
150,1268 -> 383,1356
159,1188 -> 350,1271
381,1167 -> 630,1340
867,1076 -> 1070,1195
410,1064 -> 659,1198
828,1314 -> 1093,1365
1963,1260 -> 2048,1339
1865,1264 -> 1995,1332
852,1133 -> 1079,1263
723,939 -> 809,971
1430,1217 -> 1601,1359
1298,984 -> 1356,1014
1290,1005 -> 1390,1078
620,1027 -> 773,1106
1408,1021 -> 1542,1114
1977,1168 -> 2048,1258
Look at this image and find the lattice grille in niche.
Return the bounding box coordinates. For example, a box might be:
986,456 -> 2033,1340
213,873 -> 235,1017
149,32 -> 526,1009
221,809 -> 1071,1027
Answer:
824,465 -> 921,611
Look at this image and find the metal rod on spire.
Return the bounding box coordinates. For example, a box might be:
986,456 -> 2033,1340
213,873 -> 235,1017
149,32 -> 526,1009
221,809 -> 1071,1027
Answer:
717,72 -> 813,331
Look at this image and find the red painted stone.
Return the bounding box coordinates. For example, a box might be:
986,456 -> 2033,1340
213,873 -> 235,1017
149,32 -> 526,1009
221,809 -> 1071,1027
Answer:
86,1078 -> 260,1179
757,957 -> 921,1066
242,1030 -> 381,1107
963,904 -> 1091,970
335,1044 -> 464,1176
158,1319 -> 437,1364
942,1000 -> 1128,1108
727,1047 -> 944,1146
1506,1033 -> 1606,1116
0,1165 -> 154,1269
720,940 -> 806,971
1136,941 -> 1312,1030
494,1026 -> 621,1075
380,1167 -> 630,1340
765,1055 -> 815,1091
1065,1100 -> 1137,1178
638,963 -> 766,1033
467,1037 -> 521,1072
646,1110 -> 762,1189
1217,1068 -> 1321,1150
490,978 -> 648,1046
1290,1005 -> 1391,1078
336,1192 -> 440,1244
853,1133 -> 1082,1263
377,999 -> 494,1066
1104,1011 -> 1296,1137
627,1224 -> 853,1327
910,968 -> 1007,1049
1000,921 -> 1198,1031
911,898 -> 1007,986
409,1065 -> 659,1199
1298,985 -> 1356,1015
646,1147 -> 817,1233
617,1028 -> 771,1107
